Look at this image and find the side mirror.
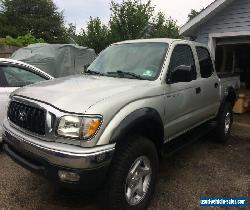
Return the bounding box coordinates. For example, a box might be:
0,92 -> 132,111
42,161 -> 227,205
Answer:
167,65 -> 193,84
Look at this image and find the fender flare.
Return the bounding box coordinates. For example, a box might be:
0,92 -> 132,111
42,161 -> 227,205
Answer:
110,108 -> 164,145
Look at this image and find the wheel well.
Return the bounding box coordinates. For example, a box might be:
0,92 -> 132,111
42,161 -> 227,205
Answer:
226,87 -> 236,107
121,119 -> 164,156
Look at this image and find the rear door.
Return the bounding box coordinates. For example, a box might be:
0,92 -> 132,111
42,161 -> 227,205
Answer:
164,44 -> 203,140
195,47 -> 220,119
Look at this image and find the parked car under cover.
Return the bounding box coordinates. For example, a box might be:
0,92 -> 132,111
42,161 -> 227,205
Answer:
0,58 -> 53,144
11,43 -> 96,78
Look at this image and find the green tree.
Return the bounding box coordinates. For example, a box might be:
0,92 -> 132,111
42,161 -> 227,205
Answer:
149,12 -> 179,38
188,8 -> 203,21
109,0 -> 154,42
77,0 -> 181,53
78,17 -> 111,53
0,0 -> 68,43
66,23 -> 78,44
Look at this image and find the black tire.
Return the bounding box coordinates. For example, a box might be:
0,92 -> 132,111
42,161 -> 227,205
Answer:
105,136 -> 159,210
215,102 -> 233,143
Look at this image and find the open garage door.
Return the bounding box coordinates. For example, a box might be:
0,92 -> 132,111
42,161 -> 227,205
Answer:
215,37 -> 250,114
215,37 -> 250,89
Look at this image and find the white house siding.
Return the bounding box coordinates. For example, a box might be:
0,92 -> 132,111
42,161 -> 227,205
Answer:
193,0 -> 250,45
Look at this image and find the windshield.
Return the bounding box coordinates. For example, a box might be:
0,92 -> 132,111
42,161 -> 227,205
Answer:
87,42 -> 168,80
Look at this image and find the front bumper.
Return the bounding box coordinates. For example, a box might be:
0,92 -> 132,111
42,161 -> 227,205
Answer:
2,120 -> 115,189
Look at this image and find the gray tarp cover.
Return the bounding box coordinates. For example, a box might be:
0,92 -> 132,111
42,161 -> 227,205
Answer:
11,43 -> 96,78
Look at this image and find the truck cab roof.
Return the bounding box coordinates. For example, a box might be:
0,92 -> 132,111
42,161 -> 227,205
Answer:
114,38 -> 209,49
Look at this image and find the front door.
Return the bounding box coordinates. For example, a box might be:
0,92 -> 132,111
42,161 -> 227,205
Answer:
163,44 -> 202,141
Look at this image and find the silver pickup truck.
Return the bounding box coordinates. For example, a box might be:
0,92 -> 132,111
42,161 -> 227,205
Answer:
2,39 -> 239,210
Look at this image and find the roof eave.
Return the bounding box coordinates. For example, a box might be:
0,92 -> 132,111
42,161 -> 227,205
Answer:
180,0 -> 234,36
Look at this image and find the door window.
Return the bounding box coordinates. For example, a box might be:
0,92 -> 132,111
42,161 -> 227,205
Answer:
1,65 -> 46,87
168,45 -> 197,82
196,47 -> 214,78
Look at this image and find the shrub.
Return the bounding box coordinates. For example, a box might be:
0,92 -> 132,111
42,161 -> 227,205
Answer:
0,33 -> 45,47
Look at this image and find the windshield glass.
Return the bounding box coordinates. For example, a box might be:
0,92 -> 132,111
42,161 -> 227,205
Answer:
87,42 -> 168,80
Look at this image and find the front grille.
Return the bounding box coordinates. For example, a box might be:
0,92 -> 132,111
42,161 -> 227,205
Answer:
8,101 -> 46,135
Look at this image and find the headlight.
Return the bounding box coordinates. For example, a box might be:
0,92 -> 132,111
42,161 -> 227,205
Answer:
57,116 -> 102,140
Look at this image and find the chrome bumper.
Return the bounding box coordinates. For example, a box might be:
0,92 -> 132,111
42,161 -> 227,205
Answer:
2,120 -> 115,169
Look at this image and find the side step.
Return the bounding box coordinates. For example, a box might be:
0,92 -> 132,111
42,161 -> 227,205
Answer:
162,122 -> 216,158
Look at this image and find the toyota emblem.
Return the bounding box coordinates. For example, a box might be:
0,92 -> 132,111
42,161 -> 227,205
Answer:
18,111 -> 27,122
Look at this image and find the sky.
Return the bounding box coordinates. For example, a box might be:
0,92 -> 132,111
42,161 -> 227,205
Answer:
54,0 -> 215,32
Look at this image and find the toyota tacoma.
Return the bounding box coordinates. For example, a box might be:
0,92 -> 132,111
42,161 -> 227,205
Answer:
2,39 -> 240,209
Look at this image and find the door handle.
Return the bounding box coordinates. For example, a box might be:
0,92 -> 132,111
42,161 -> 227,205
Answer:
196,87 -> 201,94
214,83 -> 219,88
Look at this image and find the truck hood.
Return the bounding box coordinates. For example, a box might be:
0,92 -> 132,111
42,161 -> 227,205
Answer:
13,75 -> 151,113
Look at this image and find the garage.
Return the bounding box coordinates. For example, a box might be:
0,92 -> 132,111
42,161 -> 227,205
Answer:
215,35 -> 250,88
180,0 -> 250,113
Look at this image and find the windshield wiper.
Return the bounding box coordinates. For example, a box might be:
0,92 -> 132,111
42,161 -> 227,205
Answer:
107,70 -> 144,80
86,69 -> 106,76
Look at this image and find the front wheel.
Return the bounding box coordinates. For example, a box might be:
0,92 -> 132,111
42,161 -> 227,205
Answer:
216,102 -> 233,143
105,136 -> 159,210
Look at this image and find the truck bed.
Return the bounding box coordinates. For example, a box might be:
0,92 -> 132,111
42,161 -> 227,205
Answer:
217,72 -> 239,78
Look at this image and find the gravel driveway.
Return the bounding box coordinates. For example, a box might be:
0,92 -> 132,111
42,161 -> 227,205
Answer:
0,115 -> 249,210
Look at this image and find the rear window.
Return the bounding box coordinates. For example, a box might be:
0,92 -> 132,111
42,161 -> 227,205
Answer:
196,47 -> 214,78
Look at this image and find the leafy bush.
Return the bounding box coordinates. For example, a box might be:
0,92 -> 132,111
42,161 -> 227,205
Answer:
0,33 -> 45,47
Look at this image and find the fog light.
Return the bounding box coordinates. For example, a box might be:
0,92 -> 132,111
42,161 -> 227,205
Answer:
58,170 -> 80,182
96,153 -> 106,163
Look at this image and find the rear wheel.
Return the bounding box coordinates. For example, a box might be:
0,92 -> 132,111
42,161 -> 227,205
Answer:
215,102 -> 233,143
105,136 -> 159,210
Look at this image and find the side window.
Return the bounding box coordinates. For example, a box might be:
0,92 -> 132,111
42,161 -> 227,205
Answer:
168,45 -> 197,82
196,47 -> 214,78
1,65 -> 46,87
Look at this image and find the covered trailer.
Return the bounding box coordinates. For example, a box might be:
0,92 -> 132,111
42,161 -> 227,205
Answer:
11,43 -> 96,78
